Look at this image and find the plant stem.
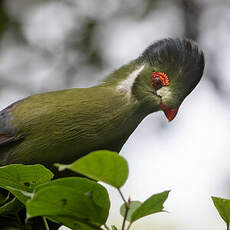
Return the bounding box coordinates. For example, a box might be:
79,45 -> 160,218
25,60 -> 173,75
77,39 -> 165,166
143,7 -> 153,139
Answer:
121,205 -> 129,230
42,217 -> 50,230
127,223 -> 132,230
118,189 -> 127,204
104,224 -> 110,230
118,189 -> 130,230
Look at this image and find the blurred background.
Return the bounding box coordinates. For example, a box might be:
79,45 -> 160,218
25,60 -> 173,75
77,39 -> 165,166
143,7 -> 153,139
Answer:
0,0 -> 230,229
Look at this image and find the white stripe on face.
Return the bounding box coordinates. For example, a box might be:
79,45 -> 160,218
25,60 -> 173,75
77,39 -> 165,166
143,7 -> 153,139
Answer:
116,65 -> 145,98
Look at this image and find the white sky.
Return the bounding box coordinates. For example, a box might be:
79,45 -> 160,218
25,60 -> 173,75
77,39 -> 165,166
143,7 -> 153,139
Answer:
1,1 -> 230,230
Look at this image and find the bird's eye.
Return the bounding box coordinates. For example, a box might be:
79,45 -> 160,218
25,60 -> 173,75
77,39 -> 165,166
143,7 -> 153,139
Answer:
152,72 -> 169,91
152,77 -> 162,90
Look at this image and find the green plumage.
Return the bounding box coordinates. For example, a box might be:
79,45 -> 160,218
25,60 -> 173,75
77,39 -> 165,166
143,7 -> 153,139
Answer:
0,63 -> 151,168
6,86 -> 143,165
0,38 -> 205,173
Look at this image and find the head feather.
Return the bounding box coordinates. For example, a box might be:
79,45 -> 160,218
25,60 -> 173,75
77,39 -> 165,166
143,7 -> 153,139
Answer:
140,38 -> 205,96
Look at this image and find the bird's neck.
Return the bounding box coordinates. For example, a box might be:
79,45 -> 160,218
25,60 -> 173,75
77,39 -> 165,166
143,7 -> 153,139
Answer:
103,61 -> 139,84
102,60 -> 158,115
103,60 -> 143,100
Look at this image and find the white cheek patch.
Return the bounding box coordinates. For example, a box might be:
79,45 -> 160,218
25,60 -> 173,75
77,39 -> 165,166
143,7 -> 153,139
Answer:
157,87 -> 172,100
116,65 -> 145,98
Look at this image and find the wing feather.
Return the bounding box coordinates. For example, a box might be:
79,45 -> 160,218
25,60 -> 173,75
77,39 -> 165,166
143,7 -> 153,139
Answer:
0,102 -> 23,146
0,133 -> 21,145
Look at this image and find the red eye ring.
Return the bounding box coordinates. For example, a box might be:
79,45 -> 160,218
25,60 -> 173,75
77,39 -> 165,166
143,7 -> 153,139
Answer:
152,72 -> 169,90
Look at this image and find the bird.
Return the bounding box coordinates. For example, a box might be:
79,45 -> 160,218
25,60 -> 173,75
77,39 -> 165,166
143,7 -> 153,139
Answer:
0,38 -> 204,230
0,38 -> 204,173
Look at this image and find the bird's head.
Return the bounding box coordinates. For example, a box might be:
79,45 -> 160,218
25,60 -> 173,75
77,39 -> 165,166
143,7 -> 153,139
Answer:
131,38 -> 205,121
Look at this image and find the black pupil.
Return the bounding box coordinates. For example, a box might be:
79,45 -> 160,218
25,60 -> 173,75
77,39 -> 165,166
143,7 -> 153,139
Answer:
154,78 -> 162,87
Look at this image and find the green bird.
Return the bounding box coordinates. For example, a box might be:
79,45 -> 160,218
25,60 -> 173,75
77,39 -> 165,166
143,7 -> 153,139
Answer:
0,38 -> 204,173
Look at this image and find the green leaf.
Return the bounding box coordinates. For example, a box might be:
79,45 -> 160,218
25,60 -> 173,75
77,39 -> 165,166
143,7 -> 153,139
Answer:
26,177 -> 110,229
0,197 -> 23,215
212,196 -> 230,230
120,201 -> 142,222
55,150 -> 129,188
48,216 -> 101,230
111,225 -> 118,230
0,164 -> 53,204
130,191 -> 170,223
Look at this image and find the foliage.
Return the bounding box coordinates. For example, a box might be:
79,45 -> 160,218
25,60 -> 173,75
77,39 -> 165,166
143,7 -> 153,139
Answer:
0,164 -> 53,203
120,191 -> 169,224
212,196 -> 230,230
55,150 -> 129,188
0,150 -> 170,230
27,177 -> 110,230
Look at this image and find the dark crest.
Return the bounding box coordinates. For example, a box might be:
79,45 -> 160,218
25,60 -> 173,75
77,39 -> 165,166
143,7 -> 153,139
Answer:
140,38 -> 205,95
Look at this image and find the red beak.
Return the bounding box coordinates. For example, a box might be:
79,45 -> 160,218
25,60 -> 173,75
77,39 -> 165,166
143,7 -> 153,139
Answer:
160,102 -> 179,122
